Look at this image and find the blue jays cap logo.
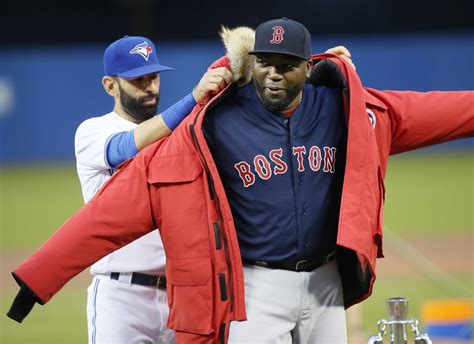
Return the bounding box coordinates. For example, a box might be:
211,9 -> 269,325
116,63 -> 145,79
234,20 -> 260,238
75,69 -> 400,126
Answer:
129,41 -> 153,61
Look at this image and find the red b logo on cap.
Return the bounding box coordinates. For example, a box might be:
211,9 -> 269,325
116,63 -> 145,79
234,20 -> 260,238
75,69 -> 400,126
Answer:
270,25 -> 285,44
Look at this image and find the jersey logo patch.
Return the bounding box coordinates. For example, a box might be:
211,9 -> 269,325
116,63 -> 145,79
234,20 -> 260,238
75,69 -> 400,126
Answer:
270,26 -> 285,44
366,109 -> 376,129
129,42 -> 154,61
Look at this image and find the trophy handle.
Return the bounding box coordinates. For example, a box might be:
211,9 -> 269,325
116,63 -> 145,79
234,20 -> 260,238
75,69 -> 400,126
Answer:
367,334 -> 384,344
414,333 -> 432,344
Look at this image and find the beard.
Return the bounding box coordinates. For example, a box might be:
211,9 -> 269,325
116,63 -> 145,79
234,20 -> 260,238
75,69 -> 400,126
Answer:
253,79 -> 302,113
118,84 -> 160,123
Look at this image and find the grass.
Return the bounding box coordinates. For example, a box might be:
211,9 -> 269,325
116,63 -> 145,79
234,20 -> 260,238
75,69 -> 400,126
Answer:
0,152 -> 472,343
0,164 -> 84,249
383,151 -> 473,233
0,289 -> 87,343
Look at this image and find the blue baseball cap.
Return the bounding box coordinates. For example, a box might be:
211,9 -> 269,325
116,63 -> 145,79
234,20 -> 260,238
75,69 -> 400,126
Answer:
249,18 -> 311,60
104,36 -> 174,78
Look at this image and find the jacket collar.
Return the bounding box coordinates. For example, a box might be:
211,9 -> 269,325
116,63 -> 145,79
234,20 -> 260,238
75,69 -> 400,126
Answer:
364,89 -> 388,110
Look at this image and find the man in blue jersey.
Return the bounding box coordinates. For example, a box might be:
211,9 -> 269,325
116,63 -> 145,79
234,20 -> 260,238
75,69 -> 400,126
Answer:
203,18 -> 347,343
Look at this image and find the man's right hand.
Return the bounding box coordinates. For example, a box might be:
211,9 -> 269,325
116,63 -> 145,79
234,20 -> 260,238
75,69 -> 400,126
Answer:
192,67 -> 233,103
325,45 -> 356,70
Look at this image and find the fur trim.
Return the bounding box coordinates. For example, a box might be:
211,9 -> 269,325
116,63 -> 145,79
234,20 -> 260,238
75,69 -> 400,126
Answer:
219,26 -> 255,86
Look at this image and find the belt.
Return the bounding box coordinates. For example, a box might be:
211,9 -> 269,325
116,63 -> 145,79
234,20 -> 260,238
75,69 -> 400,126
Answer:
110,272 -> 167,290
243,251 -> 336,272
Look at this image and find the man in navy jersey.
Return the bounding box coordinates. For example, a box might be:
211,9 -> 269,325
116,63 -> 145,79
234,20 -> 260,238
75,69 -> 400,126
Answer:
204,18 -> 348,343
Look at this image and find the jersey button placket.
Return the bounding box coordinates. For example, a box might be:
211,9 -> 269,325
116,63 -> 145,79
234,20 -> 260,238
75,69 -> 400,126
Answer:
289,120 -> 296,141
288,120 -> 304,256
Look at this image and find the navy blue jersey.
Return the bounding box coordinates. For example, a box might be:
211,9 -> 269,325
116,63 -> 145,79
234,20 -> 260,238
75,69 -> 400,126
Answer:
203,83 -> 347,262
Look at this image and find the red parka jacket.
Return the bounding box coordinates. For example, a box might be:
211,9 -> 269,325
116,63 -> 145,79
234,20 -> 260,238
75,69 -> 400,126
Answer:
10,54 -> 474,343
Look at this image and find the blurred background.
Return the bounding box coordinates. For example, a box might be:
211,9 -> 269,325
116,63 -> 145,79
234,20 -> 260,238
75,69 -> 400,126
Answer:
1,1 -> 473,343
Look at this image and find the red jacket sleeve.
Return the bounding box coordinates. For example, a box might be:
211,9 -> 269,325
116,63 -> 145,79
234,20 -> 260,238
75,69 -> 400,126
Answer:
12,150 -> 157,304
366,89 -> 474,154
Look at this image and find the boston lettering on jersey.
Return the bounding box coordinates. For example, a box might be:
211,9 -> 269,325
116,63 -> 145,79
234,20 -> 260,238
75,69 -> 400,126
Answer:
234,145 -> 337,187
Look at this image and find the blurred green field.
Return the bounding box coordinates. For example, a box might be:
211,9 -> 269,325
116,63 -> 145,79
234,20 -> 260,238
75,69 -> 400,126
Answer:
1,151 -> 473,343
0,164 -> 84,249
1,289 -> 87,343
383,152 -> 473,234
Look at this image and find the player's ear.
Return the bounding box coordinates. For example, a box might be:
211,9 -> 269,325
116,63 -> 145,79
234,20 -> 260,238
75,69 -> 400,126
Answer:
102,76 -> 118,97
305,59 -> 313,78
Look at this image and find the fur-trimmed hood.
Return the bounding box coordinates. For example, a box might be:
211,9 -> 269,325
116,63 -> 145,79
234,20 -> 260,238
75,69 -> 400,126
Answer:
219,26 -> 255,86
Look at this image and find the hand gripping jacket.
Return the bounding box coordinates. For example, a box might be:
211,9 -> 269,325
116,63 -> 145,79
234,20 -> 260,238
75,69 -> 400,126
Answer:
8,28 -> 474,343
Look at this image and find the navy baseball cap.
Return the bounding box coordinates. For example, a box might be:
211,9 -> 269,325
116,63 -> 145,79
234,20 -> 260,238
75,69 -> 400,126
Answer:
249,18 -> 311,60
104,36 -> 174,78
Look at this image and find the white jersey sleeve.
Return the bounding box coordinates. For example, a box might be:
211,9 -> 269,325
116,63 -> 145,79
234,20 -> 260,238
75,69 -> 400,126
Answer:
75,112 -> 136,202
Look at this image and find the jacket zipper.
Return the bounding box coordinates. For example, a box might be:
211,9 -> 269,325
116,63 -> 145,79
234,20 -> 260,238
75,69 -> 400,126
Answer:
190,122 -> 234,313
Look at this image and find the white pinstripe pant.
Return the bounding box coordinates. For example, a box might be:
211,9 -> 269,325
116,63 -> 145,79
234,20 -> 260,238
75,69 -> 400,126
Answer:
86,275 -> 175,344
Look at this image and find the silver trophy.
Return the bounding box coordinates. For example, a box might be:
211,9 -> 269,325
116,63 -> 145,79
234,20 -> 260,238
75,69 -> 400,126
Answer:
367,297 -> 432,344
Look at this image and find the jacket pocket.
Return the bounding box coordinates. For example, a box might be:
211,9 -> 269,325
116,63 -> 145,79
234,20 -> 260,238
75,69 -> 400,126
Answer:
166,257 -> 214,335
147,154 -> 210,257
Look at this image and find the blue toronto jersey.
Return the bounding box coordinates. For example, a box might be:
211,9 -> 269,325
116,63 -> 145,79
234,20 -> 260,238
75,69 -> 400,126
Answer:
203,83 -> 347,262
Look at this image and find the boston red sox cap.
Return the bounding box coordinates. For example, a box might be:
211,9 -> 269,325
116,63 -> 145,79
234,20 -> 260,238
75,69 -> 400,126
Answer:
249,18 -> 312,60
104,36 -> 174,78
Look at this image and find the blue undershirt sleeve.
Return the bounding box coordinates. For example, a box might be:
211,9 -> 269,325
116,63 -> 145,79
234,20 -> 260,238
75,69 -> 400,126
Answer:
161,92 -> 197,130
106,93 -> 196,168
106,130 -> 139,168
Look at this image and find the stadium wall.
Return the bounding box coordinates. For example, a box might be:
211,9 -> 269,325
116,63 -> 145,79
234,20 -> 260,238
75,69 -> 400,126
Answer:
0,31 -> 472,163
